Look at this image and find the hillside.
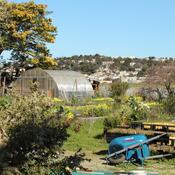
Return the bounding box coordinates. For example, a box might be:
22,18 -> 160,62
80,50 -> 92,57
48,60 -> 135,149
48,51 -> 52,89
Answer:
57,54 -> 174,83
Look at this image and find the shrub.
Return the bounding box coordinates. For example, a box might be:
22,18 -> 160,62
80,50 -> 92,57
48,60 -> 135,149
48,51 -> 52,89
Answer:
52,97 -> 64,104
110,81 -> 128,103
104,105 -> 133,129
118,105 -> 133,125
90,97 -> 114,104
65,104 -> 112,117
145,101 -> 162,107
87,104 -> 111,117
0,92 -> 70,172
104,116 -> 121,129
163,95 -> 175,114
0,95 -> 12,109
128,96 -> 150,121
57,149 -> 90,173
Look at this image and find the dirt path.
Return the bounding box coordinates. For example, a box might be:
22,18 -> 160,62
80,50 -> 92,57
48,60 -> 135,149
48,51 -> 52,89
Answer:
65,151 -> 175,175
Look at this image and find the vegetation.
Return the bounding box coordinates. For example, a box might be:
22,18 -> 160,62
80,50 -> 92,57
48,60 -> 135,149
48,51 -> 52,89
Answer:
63,119 -> 175,175
56,54 -> 175,76
1,0 -> 175,174
0,88 -> 175,174
65,104 -> 112,118
104,93 -> 174,129
63,119 -> 107,152
145,62 -> 175,101
58,54 -> 103,74
128,96 -> 150,121
110,81 -> 128,103
0,91 -> 71,174
104,116 -> 122,130
0,0 -> 57,67
163,95 -> 175,114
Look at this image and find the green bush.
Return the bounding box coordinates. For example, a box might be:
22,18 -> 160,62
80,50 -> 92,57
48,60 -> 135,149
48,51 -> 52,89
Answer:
104,116 -> 121,129
0,92 -> 70,173
110,81 -> 128,103
90,97 -> 114,104
163,95 -> 175,114
118,105 -> 133,125
65,104 -> 112,117
0,95 -> 12,109
128,96 -> 150,121
87,104 -> 111,117
103,96 -> 152,129
104,105 -> 133,129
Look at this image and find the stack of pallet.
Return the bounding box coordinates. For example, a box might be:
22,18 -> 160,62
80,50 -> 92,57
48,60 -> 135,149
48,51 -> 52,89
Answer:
105,122 -> 175,153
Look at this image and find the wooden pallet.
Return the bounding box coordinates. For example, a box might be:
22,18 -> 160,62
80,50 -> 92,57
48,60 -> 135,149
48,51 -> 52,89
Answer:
105,126 -> 175,153
142,122 -> 175,132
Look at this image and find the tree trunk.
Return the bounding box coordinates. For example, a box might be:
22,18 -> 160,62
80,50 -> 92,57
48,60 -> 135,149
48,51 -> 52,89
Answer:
0,49 -> 3,56
165,81 -> 174,96
156,88 -> 163,102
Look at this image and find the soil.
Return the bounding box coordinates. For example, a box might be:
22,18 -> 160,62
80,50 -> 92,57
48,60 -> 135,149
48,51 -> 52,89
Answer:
65,151 -> 175,175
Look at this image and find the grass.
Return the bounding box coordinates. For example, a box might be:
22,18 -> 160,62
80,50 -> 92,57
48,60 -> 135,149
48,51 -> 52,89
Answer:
113,160 -> 175,175
63,119 -> 108,152
63,119 -> 175,175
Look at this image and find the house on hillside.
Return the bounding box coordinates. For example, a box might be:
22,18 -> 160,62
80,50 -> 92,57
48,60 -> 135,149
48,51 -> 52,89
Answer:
14,68 -> 94,101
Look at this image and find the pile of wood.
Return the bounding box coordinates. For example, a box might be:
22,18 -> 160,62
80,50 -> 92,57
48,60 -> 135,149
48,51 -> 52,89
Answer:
105,122 -> 175,153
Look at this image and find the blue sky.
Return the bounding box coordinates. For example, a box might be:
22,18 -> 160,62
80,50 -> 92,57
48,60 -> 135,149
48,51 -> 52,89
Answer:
6,0 -> 175,58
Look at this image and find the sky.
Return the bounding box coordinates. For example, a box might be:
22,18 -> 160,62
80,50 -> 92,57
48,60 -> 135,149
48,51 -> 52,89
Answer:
5,0 -> 175,58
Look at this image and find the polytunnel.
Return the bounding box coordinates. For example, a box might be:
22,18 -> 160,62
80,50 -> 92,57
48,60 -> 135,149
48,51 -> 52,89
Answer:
14,68 -> 94,100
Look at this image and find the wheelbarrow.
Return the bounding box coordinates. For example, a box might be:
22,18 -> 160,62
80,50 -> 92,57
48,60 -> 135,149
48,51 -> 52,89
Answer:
106,133 -> 172,165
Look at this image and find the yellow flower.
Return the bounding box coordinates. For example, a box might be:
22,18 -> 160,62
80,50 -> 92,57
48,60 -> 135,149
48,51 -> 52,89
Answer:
135,96 -> 143,102
53,98 -> 63,103
31,58 -> 39,64
65,112 -> 74,123
44,57 -> 58,66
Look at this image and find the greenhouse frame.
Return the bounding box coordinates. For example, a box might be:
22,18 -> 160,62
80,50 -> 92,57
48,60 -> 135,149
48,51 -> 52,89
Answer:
14,68 -> 94,100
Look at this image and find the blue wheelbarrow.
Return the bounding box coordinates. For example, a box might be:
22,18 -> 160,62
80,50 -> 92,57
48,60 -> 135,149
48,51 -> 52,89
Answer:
107,133 -> 171,165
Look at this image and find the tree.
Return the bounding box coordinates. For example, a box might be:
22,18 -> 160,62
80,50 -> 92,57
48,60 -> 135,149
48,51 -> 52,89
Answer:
110,81 -> 128,103
30,56 -> 58,68
0,0 -> 56,62
0,0 -> 9,54
163,95 -> 175,114
145,62 -> 175,101
79,62 -> 99,74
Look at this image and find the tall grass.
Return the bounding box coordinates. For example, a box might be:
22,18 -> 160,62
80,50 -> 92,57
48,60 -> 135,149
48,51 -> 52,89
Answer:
63,119 -> 108,152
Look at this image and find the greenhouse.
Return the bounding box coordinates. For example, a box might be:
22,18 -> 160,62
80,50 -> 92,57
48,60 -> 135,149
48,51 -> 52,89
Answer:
14,68 -> 94,100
